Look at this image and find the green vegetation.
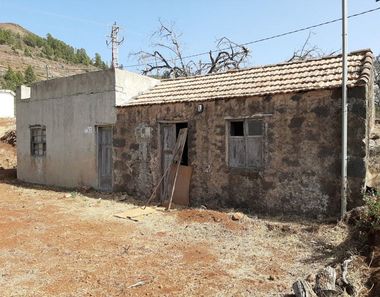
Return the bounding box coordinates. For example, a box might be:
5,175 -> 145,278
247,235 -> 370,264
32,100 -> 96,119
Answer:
2,66 -> 24,91
24,65 -> 36,85
1,65 -> 37,91
94,53 -> 108,70
0,29 -> 17,45
363,193 -> 380,228
0,28 -> 108,68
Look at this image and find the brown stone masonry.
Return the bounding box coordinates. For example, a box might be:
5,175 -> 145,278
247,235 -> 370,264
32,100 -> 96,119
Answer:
113,86 -> 370,217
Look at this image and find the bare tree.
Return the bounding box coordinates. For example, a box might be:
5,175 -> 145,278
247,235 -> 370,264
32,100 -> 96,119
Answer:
132,21 -> 250,78
288,32 -> 337,62
201,37 -> 250,74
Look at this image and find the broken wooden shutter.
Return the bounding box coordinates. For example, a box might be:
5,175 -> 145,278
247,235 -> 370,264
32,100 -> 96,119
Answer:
246,119 -> 263,168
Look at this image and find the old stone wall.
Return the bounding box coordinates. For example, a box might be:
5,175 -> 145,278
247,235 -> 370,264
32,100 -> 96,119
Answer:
113,86 -> 369,217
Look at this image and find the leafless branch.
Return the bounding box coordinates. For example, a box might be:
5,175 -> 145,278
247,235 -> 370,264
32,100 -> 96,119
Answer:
131,21 -> 250,78
288,32 -> 338,62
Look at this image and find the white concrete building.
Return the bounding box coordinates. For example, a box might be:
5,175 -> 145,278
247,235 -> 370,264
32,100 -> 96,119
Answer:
0,90 -> 15,118
15,69 -> 159,190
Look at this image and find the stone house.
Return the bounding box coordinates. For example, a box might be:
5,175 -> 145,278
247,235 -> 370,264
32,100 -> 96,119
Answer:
113,49 -> 375,217
16,49 -> 375,217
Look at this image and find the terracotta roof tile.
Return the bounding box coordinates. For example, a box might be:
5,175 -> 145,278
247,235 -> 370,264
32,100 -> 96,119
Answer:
120,49 -> 373,107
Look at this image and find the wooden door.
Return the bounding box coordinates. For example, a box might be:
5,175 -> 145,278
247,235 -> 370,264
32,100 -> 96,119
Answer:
98,127 -> 113,191
160,123 -> 176,200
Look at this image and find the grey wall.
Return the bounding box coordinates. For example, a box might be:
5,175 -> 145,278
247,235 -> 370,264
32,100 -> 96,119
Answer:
16,69 -> 117,189
115,69 -> 160,106
16,68 -> 159,189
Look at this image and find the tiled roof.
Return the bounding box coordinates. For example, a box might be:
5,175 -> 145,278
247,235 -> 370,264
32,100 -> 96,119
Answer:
121,49 -> 373,107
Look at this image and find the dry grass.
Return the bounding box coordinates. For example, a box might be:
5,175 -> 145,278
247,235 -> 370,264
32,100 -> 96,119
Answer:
0,176 -> 366,297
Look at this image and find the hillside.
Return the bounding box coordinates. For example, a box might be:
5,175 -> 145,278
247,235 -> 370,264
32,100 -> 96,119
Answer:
0,23 -> 107,87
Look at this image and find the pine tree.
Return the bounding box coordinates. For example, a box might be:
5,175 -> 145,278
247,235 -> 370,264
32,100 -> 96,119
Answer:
24,65 -> 36,85
2,66 -> 24,91
94,53 -> 108,70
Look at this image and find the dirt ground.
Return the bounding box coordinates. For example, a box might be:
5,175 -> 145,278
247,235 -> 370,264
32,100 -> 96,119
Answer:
0,118 -> 371,296
0,173 -> 357,297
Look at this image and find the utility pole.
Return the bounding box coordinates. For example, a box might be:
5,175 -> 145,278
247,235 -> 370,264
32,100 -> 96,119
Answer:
341,0 -> 348,218
106,22 -> 124,69
45,64 -> 50,79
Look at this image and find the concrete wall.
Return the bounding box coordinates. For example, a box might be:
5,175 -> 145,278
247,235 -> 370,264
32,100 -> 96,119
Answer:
0,90 -> 15,118
16,68 -> 160,190
115,69 -> 160,106
113,86 -> 371,217
16,69 -> 117,189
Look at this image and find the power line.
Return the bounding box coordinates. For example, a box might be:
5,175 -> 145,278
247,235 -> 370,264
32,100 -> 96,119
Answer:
124,6 -> 380,69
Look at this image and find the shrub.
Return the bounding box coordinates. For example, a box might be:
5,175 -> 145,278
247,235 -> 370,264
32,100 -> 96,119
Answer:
1,66 -> 24,91
0,29 -> 15,45
24,65 -> 36,85
24,47 -> 32,57
363,193 -> 380,228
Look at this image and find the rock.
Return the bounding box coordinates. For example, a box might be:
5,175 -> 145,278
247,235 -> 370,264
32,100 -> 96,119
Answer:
231,212 -> 244,221
0,130 -> 16,146
292,279 -> 317,297
315,267 -> 337,296
79,186 -> 92,193
306,273 -> 315,284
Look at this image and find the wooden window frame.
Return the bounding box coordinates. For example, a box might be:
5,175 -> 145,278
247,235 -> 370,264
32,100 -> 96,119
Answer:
30,125 -> 46,157
226,118 -> 265,170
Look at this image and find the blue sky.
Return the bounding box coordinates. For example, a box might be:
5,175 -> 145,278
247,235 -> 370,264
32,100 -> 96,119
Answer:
0,0 -> 379,71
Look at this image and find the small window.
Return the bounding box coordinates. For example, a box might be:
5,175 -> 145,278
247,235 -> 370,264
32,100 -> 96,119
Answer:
228,119 -> 264,169
30,125 -> 46,156
247,120 -> 263,136
230,121 -> 244,136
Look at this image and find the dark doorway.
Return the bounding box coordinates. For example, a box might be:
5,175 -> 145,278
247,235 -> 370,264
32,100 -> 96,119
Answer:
176,122 -> 188,165
160,122 -> 189,201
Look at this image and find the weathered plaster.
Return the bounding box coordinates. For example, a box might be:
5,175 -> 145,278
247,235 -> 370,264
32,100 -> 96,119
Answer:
15,69 -> 158,190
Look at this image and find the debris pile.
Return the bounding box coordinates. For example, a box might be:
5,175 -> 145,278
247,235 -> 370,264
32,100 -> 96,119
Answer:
0,130 -> 16,146
291,207 -> 377,297
368,232 -> 380,297
292,260 -> 360,297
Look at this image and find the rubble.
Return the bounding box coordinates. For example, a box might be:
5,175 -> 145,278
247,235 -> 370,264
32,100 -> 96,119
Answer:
0,130 -> 16,146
